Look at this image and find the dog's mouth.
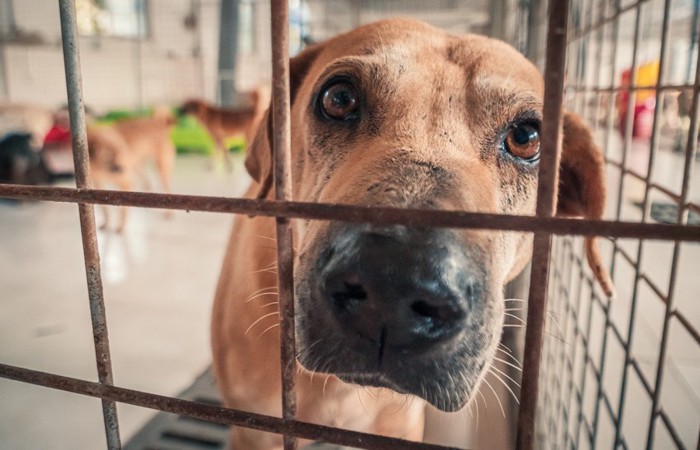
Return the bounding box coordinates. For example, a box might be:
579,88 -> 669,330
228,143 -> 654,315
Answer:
295,323 -> 495,412
294,225 -> 501,412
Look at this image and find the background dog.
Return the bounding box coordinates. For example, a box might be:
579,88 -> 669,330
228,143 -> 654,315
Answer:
181,87 -> 268,171
87,110 -> 176,232
212,18 -> 613,449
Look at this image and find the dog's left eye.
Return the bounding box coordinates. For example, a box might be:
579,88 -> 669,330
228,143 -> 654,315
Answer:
320,81 -> 359,121
504,123 -> 540,162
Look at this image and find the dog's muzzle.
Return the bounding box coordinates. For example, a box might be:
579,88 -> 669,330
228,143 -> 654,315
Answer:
296,225 -> 497,411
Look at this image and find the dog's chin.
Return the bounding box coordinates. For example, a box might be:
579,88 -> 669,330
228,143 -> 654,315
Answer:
335,372 -> 472,413
295,348 -> 481,412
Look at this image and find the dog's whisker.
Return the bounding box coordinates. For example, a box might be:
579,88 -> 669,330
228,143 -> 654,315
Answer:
482,377 -> 506,418
252,234 -> 277,243
475,390 -> 480,431
496,347 -> 523,368
245,291 -> 280,303
488,369 -> 520,406
504,298 -> 527,303
492,356 -> 523,373
547,314 -> 566,340
475,385 -> 486,428
246,286 -> 278,298
498,342 -> 514,354
504,312 -> 526,325
244,311 -> 279,335
249,267 -> 278,275
258,301 -> 280,309
256,323 -> 280,339
322,374 -> 332,398
490,364 -> 521,389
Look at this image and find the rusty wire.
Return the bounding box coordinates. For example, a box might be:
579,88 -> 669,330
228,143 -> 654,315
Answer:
58,0 -> 120,447
516,1 -> 570,448
1,0 -> 699,449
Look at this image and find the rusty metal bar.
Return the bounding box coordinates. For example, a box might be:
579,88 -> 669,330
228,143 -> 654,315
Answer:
0,363 -> 459,450
645,34 -> 700,449
566,82 -> 695,93
1,184 -> 698,241
516,1 -> 570,448
57,0 -> 120,447
269,1 -> 297,448
614,0 -> 674,445
592,0 -> 625,436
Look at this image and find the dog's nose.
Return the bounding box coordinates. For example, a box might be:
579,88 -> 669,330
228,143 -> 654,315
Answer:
322,229 -> 477,350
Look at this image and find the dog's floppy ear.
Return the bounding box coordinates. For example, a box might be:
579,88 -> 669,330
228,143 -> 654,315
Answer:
558,111 -> 615,297
245,43 -> 325,199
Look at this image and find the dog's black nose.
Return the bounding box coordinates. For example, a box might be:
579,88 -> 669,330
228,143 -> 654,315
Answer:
322,228 -> 477,351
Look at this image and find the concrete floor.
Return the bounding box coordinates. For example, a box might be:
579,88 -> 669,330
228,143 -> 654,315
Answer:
0,154 -> 250,449
0,138 -> 699,449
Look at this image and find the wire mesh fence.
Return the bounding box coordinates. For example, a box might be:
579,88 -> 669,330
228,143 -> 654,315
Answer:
0,0 -> 699,449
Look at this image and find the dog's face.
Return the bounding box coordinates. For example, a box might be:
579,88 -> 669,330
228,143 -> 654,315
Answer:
180,99 -> 205,118
245,19 -> 609,412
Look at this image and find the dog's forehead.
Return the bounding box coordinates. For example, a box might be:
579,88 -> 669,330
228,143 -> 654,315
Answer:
314,19 -> 543,99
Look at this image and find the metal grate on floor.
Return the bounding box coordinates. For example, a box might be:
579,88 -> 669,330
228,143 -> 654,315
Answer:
124,368 -> 345,450
636,201 -> 700,225
124,368 -> 230,450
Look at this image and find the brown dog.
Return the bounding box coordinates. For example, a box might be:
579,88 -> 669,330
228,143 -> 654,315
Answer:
181,89 -> 268,170
87,111 -> 176,231
212,19 -> 613,449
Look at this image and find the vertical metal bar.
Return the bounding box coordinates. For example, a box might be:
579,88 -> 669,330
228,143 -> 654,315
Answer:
590,0 -> 623,442
645,39 -> 700,450
516,1 -> 570,448
563,244 -> 588,450
270,1 -> 297,449
613,0 -> 673,445
574,277 -> 597,449
57,0 -> 121,448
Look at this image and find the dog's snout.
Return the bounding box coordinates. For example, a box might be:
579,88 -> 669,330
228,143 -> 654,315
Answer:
321,229 -> 478,352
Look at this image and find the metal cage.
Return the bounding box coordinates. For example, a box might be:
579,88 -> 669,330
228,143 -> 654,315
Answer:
0,0 -> 698,449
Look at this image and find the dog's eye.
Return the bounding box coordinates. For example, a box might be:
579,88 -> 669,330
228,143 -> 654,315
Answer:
320,81 -> 359,121
504,123 -> 540,161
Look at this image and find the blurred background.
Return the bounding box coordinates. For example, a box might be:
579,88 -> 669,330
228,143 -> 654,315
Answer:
0,0 -> 698,449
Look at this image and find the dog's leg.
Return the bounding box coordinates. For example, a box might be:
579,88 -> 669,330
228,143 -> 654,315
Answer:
115,176 -> 132,233
215,133 -> 233,172
157,144 -> 175,219
92,178 -> 110,231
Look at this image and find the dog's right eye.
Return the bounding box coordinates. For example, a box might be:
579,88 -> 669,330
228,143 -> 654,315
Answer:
320,81 -> 359,121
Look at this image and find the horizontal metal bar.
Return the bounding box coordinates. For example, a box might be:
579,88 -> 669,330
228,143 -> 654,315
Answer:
673,310 -> 700,344
0,363 -> 460,450
567,82 -> 696,94
0,184 -> 698,241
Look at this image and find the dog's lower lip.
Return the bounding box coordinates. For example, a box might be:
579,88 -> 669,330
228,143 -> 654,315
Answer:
335,372 -> 407,392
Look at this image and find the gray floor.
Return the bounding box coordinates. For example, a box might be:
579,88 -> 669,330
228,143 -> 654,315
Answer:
0,138 -> 699,449
0,153 -> 250,450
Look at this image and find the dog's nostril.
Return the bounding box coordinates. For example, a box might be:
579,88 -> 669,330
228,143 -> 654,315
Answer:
411,300 -> 461,324
331,278 -> 368,312
411,300 -> 447,321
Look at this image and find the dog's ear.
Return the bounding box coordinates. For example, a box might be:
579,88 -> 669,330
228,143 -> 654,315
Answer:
245,43 -> 324,199
558,111 -> 615,297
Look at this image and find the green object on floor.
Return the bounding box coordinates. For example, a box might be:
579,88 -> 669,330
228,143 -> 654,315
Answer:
96,107 -> 247,155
